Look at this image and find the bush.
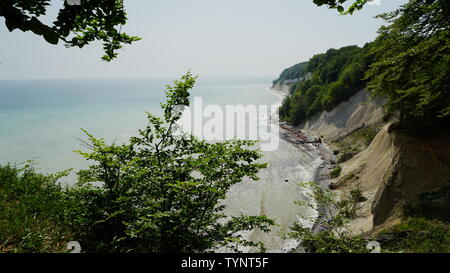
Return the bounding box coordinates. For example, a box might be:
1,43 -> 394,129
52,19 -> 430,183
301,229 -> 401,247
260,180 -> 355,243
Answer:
0,163 -> 73,253
1,73 -> 276,254
377,218 -> 450,253
405,186 -> 450,223
69,73 -> 275,253
330,166 -> 342,178
280,45 -> 369,125
288,183 -> 369,253
361,127 -> 378,146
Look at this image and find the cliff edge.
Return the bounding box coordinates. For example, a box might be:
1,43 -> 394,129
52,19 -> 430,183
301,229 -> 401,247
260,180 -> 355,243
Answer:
297,90 -> 450,235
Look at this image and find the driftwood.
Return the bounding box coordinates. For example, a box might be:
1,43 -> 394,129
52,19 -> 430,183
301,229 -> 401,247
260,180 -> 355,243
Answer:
280,125 -> 322,144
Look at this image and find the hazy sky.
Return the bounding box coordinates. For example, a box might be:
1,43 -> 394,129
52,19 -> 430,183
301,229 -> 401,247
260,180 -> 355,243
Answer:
0,0 -> 406,80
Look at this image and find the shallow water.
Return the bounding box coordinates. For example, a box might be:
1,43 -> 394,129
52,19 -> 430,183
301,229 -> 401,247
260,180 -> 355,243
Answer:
220,92 -> 320,252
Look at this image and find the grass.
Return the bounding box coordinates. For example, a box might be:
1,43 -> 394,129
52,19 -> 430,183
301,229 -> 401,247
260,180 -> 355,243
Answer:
405,186 -> 450,223
0,164 -> 73,253
332,123 -> 383,163
330,166 -> 342,178
375,186 -> 450,253
376,218 -> 450,253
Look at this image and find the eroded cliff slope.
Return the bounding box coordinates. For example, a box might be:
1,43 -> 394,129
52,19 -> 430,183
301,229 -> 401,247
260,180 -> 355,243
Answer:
298,90 -> 450,235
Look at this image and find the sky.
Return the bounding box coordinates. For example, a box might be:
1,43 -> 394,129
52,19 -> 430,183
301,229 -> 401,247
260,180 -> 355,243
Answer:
0,0 -> 407,80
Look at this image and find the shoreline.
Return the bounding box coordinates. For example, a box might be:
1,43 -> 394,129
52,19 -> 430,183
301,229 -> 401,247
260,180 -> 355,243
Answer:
269,85 -> 336,248
269,85 -> 335,188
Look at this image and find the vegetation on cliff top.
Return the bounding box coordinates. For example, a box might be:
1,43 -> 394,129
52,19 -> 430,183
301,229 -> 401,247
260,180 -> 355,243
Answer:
290,183 -> 450,253
272,61 -> 309,86
278,0 -> 450,127
0,163 -> 72,253
365,0 -> 450,125
1,0 -> 448,254
279,45 -> 370,125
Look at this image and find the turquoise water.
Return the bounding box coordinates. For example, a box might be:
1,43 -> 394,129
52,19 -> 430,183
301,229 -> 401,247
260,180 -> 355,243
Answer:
0,77 -> 319,252
0,77 -> 277,179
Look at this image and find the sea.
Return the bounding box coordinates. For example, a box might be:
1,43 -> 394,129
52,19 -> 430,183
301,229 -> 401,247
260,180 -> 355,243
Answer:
0,77 -> 320,252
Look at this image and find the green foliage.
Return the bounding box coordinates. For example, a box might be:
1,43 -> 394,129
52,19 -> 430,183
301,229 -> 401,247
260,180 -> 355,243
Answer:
281,0 -> 450,128
377,186 -> 450,253
365,0 -> 450,124
279,45 -> 370,125
70,72 -> 275,253
312,0 -> 369,15
330,165 -> 342,178
287,183 -> 369,253
272,62 -> 309,86
377,218 -> 450,253
405,186 -> 450,223
337,152 -> 356,163
333,172 -> 358,189
360,126 -> 378,145
0,74 -> 275,253
289,184 -> 449,253
0,0 -> 141,61
0,163 -> 73,253
332,123 -> 382,165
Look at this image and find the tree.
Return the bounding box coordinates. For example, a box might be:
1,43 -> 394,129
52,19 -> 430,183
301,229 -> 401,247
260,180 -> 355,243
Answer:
68,72 -> 275,253
0,0 -> 141,61
365,0 -> 450,124
279,45 -> 369,125
0,0 -> 368,62
287,183 -> 369,253
312,0 -> 369,14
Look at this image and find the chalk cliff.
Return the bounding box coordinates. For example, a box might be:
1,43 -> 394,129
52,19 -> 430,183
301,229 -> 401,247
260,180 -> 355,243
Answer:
290,89 -> 450,235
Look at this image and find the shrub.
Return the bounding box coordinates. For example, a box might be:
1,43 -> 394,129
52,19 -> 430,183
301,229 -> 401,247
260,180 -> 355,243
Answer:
0,163 -> 72,253
69,73 -> 275,253
330,166 -> 342,178
405,186 -> 450,223
377,218 -> 450,253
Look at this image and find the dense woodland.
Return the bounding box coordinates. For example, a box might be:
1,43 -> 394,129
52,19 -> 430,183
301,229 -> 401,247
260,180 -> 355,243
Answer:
278,45 -> 370,124
272,61 -> 309,86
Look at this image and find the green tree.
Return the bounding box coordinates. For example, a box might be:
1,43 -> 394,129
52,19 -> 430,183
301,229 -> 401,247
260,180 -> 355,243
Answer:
287,183 -> 369,253
0,0 -> 141,61
272,62 -> 309,86
0,163 -> 73,253
312,0 -> 369,14
365,0 -> 450,124
0,0 -> 368,61
68,72 -> 275,253
279,45 -> 369,125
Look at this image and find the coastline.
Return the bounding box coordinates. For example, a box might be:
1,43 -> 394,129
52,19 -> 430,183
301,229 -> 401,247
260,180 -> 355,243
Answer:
269,84 -> 336,248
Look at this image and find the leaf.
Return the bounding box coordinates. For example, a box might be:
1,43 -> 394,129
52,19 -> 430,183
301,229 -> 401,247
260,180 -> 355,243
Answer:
4,18 -> 18,32
43,29 -> 59,45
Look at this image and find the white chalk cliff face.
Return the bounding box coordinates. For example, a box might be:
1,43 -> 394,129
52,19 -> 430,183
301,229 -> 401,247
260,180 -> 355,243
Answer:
296,89 -> 450,235
271,81 -> 292,93
339,122 -> 450,235
300,89 -> 384,141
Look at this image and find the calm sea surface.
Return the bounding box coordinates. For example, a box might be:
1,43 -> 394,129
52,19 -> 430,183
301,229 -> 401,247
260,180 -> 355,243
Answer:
0,77 -> 319,252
